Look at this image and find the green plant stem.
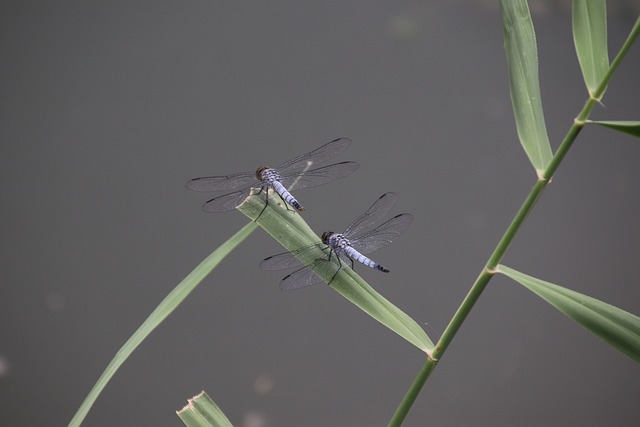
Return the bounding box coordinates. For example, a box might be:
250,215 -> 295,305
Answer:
386,14 -> 640,427
387,358 -> 436,427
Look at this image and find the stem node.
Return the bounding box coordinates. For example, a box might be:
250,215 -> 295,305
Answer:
485,266 -> 498,275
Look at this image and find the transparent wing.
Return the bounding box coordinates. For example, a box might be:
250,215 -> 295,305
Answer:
280,161 -> 359,191
279,265 -> 325,291
276,138 -> 352,174
350,213 -> 413,254
260,252 -> 303,271
200,186 -> 258,212
186,138 -> 351,195
259,243 -> 326,271
279,257 -> 343,291
343,192 -> 397,238
185,171 -> 257,192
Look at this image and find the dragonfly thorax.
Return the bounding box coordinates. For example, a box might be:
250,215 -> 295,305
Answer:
256,166 -> 280,183
322,231 -> 350,250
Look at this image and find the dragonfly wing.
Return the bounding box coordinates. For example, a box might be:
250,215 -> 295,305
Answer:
280,161 -> 359,191
276,138 -> 352,174
260,243 -> 325,271
260,252 -> 303,271
343,192 -> 398,238
350,213 -> 413,254
279,265 -> 325,291
279,257 -> 343,291
186,171 -> 257,192
201,187 -> 257,212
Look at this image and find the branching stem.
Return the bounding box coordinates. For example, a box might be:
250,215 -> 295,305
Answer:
386,13 -> 640,427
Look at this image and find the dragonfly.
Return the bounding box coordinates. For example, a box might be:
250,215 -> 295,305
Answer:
260,192 -> 413,290
186,138 -> 359,215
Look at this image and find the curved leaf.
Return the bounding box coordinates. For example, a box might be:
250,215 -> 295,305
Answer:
498,265 -> 640,363
587,120 -> 640,138
68,222 -> 258,427
500,0 -> 553,174
573,0 -> 609,95
238,189 -> 434,354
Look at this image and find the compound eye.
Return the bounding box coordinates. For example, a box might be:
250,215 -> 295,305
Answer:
256,166 -> 268,180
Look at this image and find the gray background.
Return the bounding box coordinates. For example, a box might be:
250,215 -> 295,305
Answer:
2,1 -> 640,426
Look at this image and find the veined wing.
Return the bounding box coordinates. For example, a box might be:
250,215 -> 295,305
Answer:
279,257 -> 343,291
350,213 -> 413,255
201,186 -> 257,212
343,192 -> 398,239
279,265 -> 324,291
276,138 -> 352,175
186,171 -> 257,192
259,242 -> 326,271
280,161 -> 359,191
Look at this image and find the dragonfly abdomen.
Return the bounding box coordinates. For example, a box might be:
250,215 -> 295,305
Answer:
258,167 -> 304,211
343,246 -> 390,273
271,180 -> 304,211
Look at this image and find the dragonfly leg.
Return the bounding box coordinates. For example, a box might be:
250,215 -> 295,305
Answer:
254,186 -> 269,221
325,249 -> 344,285
274,190 -> 295,212
256,187 -> 294,221
326,248 -> 343,267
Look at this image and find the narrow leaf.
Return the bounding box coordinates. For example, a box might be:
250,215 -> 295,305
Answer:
587,120 -> 640,138
177,409 -> 209,427
238,189 -> 434,355
177,391 -> 233,427
572,0 -> 609,95
68,222 -> 258,427
498,264 -> 640,363
500,0 -> 553,174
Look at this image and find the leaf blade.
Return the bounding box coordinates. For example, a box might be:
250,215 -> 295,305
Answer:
68,222 -> 258,427
238,190 -> 434,354
498,264 -> 640,363
572,0 -> 609,95
177,391 -> 233,427
587,120 -> 640,138
500,0 -> 553,173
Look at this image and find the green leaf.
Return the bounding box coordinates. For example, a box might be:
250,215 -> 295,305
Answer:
497,264 -> 640,363
238,189 -> 434,355
500,0 -> 553,174
177,391 -> 233,427
572,0 -> 609,95
68,222 -> 258,427
587,120 -> 640,138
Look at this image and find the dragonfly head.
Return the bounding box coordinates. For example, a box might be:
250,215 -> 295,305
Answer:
321,231 -> 333,243
255,166 -> 269,181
